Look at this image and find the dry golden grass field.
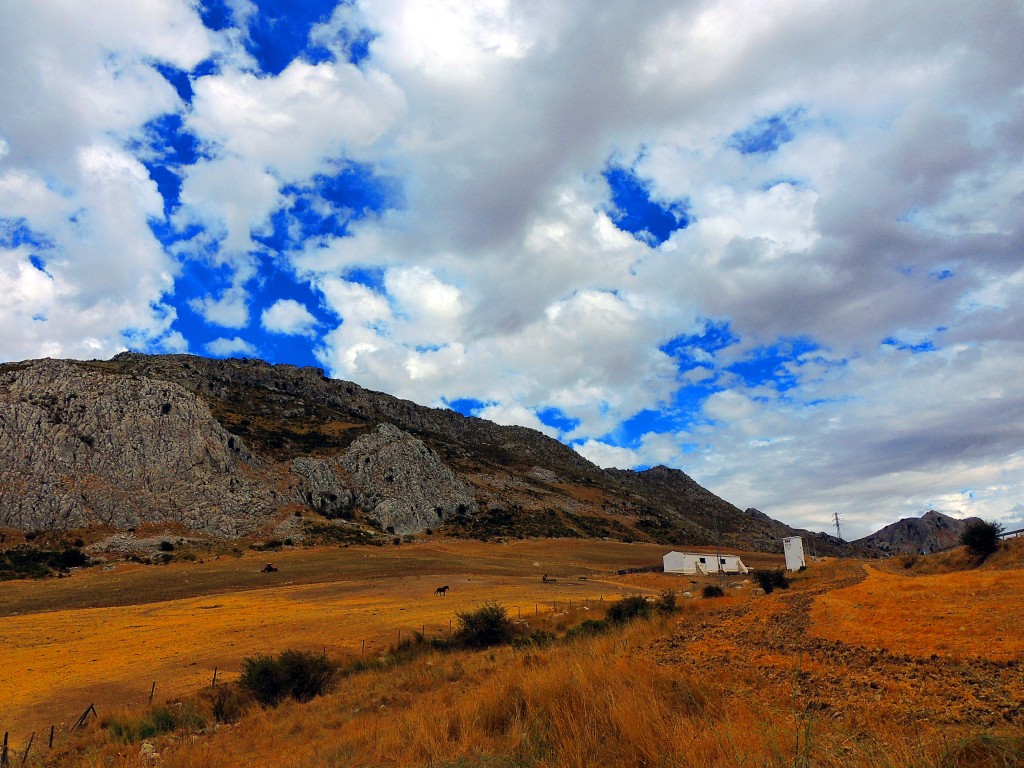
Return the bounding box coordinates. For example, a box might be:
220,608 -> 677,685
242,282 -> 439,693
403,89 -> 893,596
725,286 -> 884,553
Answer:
3,537 -> 1023,767
0,539 -> 773,737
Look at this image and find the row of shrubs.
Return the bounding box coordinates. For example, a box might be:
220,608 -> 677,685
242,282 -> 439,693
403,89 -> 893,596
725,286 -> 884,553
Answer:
0,546 -> 91,580
233,594 -> 683,709
108,579 -> 801,744
235,576 -> 798,709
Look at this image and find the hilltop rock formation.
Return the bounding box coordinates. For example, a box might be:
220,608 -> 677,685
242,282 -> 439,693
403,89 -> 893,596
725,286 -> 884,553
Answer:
854,510 -> 981,555
0,353 -> 844,552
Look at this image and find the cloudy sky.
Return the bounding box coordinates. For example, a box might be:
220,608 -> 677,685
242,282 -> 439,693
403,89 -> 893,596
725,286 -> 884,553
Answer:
2,0 -> 1022,538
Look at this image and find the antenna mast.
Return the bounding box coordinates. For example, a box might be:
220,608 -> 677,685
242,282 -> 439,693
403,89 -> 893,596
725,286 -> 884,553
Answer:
832,510 -> 843,541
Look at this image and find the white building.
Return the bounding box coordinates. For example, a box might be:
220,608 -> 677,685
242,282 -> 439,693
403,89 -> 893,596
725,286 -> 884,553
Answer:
663,551 -> 749,575
783,536 -> 806,571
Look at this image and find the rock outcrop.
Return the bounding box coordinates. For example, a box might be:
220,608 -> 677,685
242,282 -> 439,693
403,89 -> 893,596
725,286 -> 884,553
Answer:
0,359 -> 274,535
854,510 -> 981,554
0,353 -> 846,552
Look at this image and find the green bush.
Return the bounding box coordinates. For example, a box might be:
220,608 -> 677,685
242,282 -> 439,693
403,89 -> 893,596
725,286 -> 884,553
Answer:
606,594 -> 652,624
455,601 -> 516,648
563,619 -> 611,641
702,585 -> 725,599
208,685 -> 251,723
512,630 -> 556,649
239,649 -> 338,706
960,520 -> 1004,558
106,704 -> 205,744
655,589 -> 677,614
754,570 -> 790,594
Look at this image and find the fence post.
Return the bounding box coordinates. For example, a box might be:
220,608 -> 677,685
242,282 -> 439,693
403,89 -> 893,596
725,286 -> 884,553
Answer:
48,726 -> 54,750
19,732 -> 33,766
211,667 -> 218,688
149,681 -> 156,704
2,731 -> 9,768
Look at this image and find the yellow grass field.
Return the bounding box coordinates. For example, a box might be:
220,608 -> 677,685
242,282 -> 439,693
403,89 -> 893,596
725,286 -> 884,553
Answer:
0,539 -> 770,736
4,538 -> 1023,768
812,565 -> 1024,660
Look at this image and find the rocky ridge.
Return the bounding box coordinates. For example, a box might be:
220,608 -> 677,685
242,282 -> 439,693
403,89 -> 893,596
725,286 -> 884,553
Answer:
853,509 -> 981,555
0,353 -> 846,552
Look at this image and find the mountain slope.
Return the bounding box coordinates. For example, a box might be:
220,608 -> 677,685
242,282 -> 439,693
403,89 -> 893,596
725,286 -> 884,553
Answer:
854,510 -> 981,555
0,353 -> 843,552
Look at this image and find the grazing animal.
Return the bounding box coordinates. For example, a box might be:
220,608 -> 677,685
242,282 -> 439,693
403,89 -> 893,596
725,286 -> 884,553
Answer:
434,585 -> 449,596
261,563 -> 278,573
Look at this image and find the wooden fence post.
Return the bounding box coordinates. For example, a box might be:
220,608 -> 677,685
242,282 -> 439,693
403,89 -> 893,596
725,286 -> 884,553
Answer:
211,668 -> 218,688
48,726 -> 54,750
19,732 -> 33,766
149,681 -> 156,704
361,639 -> 365,655
2,731 -> 9,768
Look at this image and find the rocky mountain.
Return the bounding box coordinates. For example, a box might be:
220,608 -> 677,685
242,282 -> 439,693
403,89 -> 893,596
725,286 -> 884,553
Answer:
0,353 -> 846,553
854,510 -> 981,555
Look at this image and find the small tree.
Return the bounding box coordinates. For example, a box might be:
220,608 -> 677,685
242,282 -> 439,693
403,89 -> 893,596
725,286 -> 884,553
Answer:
754,570 -> 790,594
606,594 -> 652,623
455,601 -> 515,648
960,520 -> 1003,557
239,650 -> 337,706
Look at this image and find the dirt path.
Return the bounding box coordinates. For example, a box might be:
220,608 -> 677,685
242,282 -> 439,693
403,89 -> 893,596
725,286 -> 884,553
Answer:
652,560 -> 1024,730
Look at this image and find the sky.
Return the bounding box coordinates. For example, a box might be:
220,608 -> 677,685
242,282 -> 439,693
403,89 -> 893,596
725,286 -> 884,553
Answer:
1,0 -> 1022,539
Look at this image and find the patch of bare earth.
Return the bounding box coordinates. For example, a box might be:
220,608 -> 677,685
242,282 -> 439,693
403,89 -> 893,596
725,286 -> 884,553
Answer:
652,559 -> 1024,733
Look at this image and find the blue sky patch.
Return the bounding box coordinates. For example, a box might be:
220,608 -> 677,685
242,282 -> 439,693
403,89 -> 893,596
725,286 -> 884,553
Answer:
882,336 -> 935,354
152,62 -> 194,103
603,165 -> 691,246
343,266 -> 387,293
135,114 -> 206,215
255,162 -> 399,254
728,108 -> 805,155
727,338 -> 818,390
661,320 -> 739,364
197,0 -> 234,31
537,407 -> 580,434
444,398 -> 490,418
244,0 -> 348,74
1,217 -> 52,251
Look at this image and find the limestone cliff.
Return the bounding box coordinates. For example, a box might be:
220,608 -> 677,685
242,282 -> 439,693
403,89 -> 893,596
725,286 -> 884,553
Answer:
0,353 -> 843,552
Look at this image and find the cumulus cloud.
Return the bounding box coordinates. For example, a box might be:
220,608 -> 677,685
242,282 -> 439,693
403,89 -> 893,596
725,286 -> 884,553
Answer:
3,0 -> 1023,538
261,299 -> 318,336
204,336 -> 258,357
188,286 -> 251,329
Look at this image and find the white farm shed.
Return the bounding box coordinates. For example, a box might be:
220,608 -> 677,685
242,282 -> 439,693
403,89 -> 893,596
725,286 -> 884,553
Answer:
783,536 -> 806,571
663,551 -> 749,575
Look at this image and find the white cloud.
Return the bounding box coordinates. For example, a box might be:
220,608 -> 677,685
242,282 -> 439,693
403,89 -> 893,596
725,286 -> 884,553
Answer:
3,0 -> 1023,540
187,60 -> 404,181
204,336 -> 257,357
474,403 -> 559,438
188,286 -> 250,329
261,299 -> 317,336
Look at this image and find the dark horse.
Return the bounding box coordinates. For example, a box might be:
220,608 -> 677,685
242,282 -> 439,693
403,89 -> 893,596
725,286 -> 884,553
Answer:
434,585 -> 449,596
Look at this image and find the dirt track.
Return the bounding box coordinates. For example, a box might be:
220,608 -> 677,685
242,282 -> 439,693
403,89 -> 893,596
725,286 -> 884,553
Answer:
652,560 -> 1024,730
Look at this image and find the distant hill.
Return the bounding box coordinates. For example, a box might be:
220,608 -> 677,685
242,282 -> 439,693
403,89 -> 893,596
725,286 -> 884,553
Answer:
854,510 -> 982,555
0,353 -> 848,553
